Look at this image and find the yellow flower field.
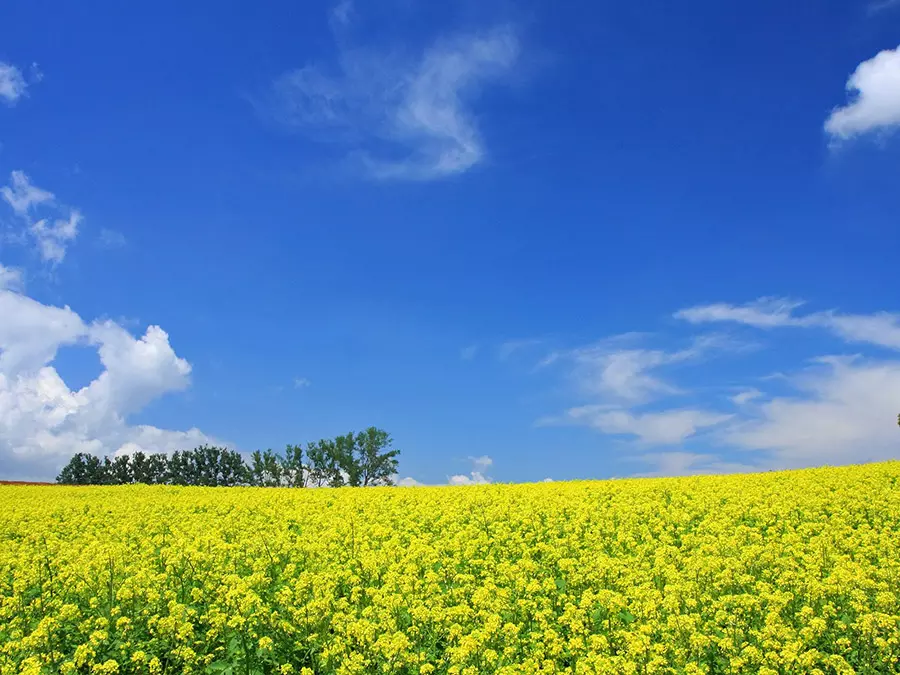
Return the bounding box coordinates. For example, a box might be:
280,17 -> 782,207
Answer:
2,463 -> 900,675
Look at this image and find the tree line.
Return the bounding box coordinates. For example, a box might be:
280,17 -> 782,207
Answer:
56,427 -> 400,487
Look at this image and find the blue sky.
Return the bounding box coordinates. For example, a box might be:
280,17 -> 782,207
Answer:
1,0 -> 900,482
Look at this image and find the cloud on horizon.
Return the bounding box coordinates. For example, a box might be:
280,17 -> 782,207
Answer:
0,288 -> 217,481
530,298 -> 900,476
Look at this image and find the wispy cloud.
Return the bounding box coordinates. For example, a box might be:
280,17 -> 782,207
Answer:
0,62 -> 27,105
498,338 -> 543,361
556,333 -> 735,404
564,405 -> 731,445
294,377 -> 311,388
265,3 -> 520,180
730,388 -> 763,406
528,299 -> 900,473
1,170 -> 54,214
725,356 -> 900,468
868,0 -> 900,16
824,44 -> 900,141
1,171 -> 82,264
0,264 -> 23,291
676,297 -> 900,350
631,452 -> 756,477
97,229 -> 127,249
460,344 -> 479,361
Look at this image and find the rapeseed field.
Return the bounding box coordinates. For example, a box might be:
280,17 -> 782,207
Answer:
2,463 -> 900,674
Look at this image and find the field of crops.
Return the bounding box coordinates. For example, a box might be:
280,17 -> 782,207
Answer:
2,463 -> 900,675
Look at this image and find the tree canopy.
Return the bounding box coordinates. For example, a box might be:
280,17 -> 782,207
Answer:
56,428 -> 401,487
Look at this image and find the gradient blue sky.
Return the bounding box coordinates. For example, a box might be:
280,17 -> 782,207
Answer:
2,0 -> 900,482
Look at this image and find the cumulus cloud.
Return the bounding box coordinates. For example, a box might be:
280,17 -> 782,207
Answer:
449,455 -> 494,485
0,62 -> 27,105
1,171 -> 81,264
448,472 -> 491,485
825,45 -> 900,140
0,288 -> 216,480
677,298 -> 900,350
266,3 -> 519,180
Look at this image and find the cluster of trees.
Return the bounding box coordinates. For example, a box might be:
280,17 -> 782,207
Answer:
56,427 -> 400,488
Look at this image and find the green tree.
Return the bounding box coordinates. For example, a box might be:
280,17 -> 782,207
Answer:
353,427 -> 401,486
305,428 -> 401,487
145,453 -> 169,484
167,450 -> 193,485
110,455 -> 133,484
281,444 -> 306,487
250,449 -> 284,487
305,438 -> 345,487
57,453 -> 103,484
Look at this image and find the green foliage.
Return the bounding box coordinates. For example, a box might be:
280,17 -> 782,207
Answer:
55,428 -> 400,488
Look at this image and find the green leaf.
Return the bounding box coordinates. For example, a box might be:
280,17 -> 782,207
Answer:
618,610 -> 636,624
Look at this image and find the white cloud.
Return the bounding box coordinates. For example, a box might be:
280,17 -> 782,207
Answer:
449,471 -> 491,485
632,451 -> 756,477
329,0 -> 354,29
731,388 -> 763,405
469,454 -> 493,470
825,45 -> 900,140
30,210 -> 82,264
460,344 -> 479,361
675,297 -> 804,328
0,287 -> 216,480
868,0 -> 900,13
396,476 -> 424,487
294,377 -> 311,388
0,264 -> 23,291
571,348 -> 680,402
565,405 -> 731,445
531,298 -> 900,473
822,312 -> 900,350
0,291 -> 86,376
1,170 -> 54,214
449,454 -> 494,484
0,62 -> 27,105
725,356 -> 900,468
677,298 -> 900,350
98,229 -> 127,249
268,12 -> 519,180
498,338 -> 543,360
1,171 -> 82,264
559,334 -> 732,404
